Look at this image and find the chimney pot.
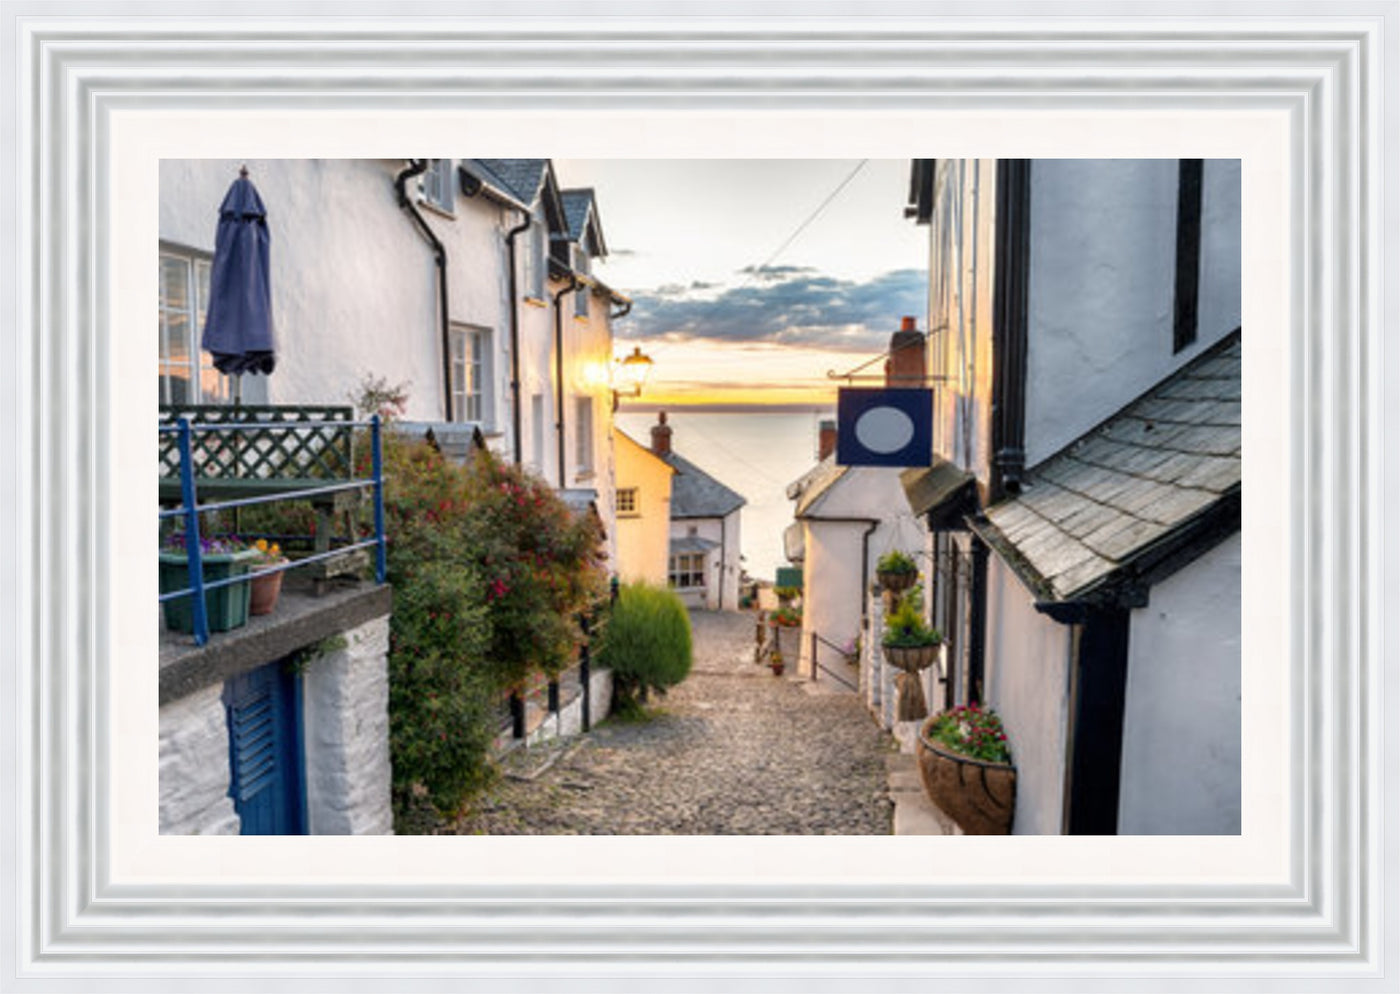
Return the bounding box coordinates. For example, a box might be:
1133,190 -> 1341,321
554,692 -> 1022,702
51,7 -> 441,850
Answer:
901,315 -> 917,332
650,411 -> 673,456
818,419 -> 838,460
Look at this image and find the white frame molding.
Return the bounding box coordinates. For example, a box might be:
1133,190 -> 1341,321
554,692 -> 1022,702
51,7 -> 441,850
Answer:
3,4 -> 1395,990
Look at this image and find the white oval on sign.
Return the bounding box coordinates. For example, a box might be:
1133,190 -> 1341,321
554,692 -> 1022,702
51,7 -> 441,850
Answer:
854,405 -> 915,454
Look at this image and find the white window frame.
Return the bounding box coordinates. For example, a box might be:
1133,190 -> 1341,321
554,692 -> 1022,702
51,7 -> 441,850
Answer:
615,488 -> 638,516
668,552 -> 707,590
419,158 -> 454,215
159,247 -> 235,406
449,323 -> 490,424
574,395 -> 594,476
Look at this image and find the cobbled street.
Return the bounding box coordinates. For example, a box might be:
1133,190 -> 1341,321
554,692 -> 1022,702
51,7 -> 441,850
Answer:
451,609 -> 896,835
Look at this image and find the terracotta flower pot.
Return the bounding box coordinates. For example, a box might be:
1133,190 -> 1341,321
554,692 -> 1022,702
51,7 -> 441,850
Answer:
877,569 -> 916,593
882,642 -> 939,673
916,716 -> 1016,835
249,561 -> 286,615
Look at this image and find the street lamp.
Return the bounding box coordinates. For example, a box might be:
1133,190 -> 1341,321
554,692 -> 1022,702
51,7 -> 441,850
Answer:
613,346 -> 654,408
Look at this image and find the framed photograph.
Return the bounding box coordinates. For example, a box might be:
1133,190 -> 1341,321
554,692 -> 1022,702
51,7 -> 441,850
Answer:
3,3 -> 1395,990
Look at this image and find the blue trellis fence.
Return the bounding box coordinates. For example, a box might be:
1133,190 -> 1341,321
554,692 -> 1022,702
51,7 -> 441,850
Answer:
158,414 -> 388,646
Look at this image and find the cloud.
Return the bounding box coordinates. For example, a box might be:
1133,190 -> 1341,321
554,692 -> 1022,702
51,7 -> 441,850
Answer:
617,268 -> 927,352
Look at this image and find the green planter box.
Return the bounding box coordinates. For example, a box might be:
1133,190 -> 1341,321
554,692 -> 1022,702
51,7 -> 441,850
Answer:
159,549 -> 256,634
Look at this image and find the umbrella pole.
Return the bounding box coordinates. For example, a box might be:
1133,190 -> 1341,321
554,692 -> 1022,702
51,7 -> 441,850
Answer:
232,374 -> 243,536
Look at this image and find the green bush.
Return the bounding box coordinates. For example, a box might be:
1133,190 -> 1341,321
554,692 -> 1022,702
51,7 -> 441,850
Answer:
598,582 -> 693,710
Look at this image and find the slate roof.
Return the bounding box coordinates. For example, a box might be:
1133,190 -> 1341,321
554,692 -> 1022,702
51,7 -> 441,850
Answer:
470,159 -> 547,204
670,535 -> 720,555
785,454 -> 847,517
977,330 -> 1241,603
556,188 -> 607,257
662,450 -> 746,519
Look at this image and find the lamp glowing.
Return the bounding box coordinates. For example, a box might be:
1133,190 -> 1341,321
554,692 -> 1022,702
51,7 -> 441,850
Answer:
615,346 -> 654,399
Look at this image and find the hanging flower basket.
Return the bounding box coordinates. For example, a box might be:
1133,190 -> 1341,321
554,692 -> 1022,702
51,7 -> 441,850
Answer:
877,569 -> 916,593
882,642 -> 939,673
916,710 -> 1016,835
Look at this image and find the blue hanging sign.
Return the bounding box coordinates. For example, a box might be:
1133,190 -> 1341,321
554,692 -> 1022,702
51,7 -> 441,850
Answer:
836,388 -> 933,467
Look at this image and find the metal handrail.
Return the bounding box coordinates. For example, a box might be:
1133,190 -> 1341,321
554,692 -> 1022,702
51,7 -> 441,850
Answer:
809,630 -> 858,692
160,414 -> 388,647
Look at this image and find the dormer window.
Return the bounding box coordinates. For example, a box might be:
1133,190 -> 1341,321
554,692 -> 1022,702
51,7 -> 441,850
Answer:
419,158 -> 454,215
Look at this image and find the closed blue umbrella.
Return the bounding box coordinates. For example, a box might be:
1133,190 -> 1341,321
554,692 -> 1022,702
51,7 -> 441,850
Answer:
202,166 -> 275,378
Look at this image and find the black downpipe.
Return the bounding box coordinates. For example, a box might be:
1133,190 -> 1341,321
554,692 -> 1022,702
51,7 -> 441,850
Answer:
859,520 -> 879,631
552,274 -> 583,488
394,160 -> 453,423
504,212 -> 533,464
990,159 -> 1032,503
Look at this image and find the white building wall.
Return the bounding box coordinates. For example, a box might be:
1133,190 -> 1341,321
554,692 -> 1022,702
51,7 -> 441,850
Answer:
159,158 -> 520,445
561,284 -> 619,565
799,520 -> 869,679
1119,532 -> 1242,835
983,555 -> 1073,836
1023,159 -> 1242,466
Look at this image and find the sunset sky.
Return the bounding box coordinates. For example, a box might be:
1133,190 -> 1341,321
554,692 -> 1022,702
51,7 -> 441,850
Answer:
554,159 -> 928,407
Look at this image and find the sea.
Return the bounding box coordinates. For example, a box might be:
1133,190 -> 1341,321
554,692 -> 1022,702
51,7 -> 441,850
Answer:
615,406 -> 834,584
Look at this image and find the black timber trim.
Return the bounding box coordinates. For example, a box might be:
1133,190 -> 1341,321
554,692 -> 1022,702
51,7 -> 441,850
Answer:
968,536 -> 989,704
1064,605 -> 1131,835
1173,159 -> 1204,354
991,159 -> 1032,502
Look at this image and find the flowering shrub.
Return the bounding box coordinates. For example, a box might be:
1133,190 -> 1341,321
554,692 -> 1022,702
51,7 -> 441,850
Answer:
925,703 -> 1012,764
370,426 -> 608,827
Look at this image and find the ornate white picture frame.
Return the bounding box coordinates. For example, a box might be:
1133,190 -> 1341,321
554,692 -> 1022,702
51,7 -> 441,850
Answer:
3,4 -> 1395,989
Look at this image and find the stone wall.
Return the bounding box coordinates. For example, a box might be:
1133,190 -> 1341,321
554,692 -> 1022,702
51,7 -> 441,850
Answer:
524,665 -> 613,748
301,615 -> 394,835
158,683 -> 240,835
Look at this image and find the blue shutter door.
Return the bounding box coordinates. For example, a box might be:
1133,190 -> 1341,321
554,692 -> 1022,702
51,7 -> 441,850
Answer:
223,660 -> 305,835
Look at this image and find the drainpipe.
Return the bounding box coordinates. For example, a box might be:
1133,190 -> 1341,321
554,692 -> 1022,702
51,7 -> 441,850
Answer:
552,273 -> 584,487
394,160 -> 454,423
859,520 -> 880,630
718,520 -> 727,611
611,298 -> 632,320
504,212 -> 532,464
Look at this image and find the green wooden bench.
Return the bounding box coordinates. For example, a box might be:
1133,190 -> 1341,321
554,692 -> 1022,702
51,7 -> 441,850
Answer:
158,405 -> 366,589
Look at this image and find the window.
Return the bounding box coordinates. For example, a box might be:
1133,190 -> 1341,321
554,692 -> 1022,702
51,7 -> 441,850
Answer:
615,488 -> 638,516
521,209 -> 546,301
573,246 -> 590,319
159,248 -> 233,405
419,158 -> 454,214
668,552 -> 707,589
574,395 -> 594,475
449,324 -> 489,423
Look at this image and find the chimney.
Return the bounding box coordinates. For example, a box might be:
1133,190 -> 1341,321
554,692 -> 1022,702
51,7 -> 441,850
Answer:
650,410 -> 673,456
817,419 -> 837,461
885,315 -> 927,388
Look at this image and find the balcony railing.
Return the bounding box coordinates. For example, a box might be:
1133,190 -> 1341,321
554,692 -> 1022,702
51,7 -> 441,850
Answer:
157,406 -> 387,646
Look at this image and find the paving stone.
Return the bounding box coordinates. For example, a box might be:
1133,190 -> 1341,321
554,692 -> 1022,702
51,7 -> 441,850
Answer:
450,609 -> 896,835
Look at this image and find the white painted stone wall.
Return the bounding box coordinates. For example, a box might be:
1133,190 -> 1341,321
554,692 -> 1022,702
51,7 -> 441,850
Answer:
525,666 -> 614,747
159,683 -> 240,835
983,555 -> 1073,836
300,615 -> 394,835
1119,532 -> 1241,835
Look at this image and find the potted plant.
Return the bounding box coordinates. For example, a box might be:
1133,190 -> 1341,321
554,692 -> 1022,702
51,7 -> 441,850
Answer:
875,550 -> 918,593
880,590 -> 941,673
158,533 -> 257,634
773,585 -> 801,607
916,703 -> 1016,835
247,538 -> 288,615
768,605 -> 801,674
